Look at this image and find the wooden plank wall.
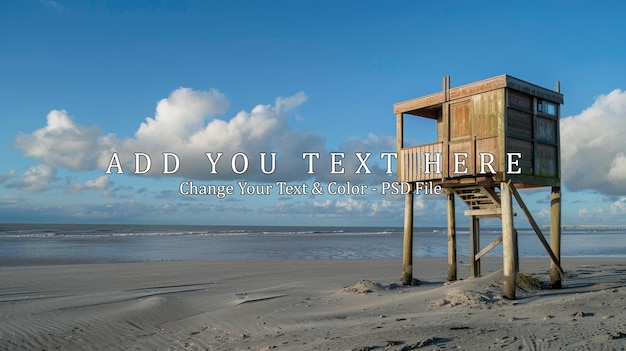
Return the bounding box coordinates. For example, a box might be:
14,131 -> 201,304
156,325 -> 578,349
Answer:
505,88 -> 560,184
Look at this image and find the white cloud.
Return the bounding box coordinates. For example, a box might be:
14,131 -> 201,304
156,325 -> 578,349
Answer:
578,207 -> 606,217
414,196 -> 426,211
561,89 -> 626,194
133,88 -> 229,146
0,169 -> 17,184
6,165 -> 58,192
13,110 -> 102,170
260,193 -> 428,219
335,197 -> 366,212
275,92 -> 308,114
66,175 -> 113,193
13,88 -> 399,186
14,88 -> 329,182
610,197 -> 626,214
535,208 -> 550,219
108,88 -> 325,181
264,197 -> 398,218
607,153 -> 626,182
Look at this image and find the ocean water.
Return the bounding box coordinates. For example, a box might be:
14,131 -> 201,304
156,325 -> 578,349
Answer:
0,224 -> 625,264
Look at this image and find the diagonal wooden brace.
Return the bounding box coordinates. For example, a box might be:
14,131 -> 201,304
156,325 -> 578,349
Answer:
508,181 -> 565,278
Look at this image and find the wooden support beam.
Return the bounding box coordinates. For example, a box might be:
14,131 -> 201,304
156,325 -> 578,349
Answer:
514,229 -> 519,273
501,181 -> 516,299
550,187 -> 562,288
443,76 -> 450,178
447,193 -> 457,281
475,235 -> 502,261
464,208 -> 502,217
509,183 -> 564,277
393,92 -> 445,115
402,183 -> 414,285
396,113 -> 403,179
469,215 -> 480,278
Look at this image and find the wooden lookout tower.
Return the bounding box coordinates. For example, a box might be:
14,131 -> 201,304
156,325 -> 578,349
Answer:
394,74 -> 564,299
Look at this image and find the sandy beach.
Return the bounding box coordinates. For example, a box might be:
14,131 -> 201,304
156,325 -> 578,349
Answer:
1,257 -> 624,350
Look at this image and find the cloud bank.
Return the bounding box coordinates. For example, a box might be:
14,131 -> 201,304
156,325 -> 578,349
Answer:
65,175 -> 112,193
561,89 -> 626,194
6,165 -> 57,192
13,87 -> 398,187
102,88 -> 327,181
13,88 -> 334,182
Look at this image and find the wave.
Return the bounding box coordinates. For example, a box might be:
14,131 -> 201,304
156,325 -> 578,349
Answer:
0,226 -> 402,239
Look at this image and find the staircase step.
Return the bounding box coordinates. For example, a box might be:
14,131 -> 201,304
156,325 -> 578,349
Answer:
454,186 -> 502,215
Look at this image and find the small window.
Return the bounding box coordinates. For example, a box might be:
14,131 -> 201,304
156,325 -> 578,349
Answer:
538,100 -> 557,116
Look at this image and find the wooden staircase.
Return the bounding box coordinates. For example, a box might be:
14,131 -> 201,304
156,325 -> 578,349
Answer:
450,184 -> 506,279
454,185 -> 502,218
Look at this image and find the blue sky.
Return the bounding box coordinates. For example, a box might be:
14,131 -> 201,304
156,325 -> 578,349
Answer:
1,0 -> 626,226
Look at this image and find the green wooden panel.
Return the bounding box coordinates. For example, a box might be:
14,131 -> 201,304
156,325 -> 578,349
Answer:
535,117 -> 557,144
507,90 -> 532,112
507,109 -> 532,139
506,137 -> 533,176
536,144 -> 557,177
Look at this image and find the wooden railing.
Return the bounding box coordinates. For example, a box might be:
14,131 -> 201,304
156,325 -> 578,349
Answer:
398,142 -> 444,182
399,136 -> 502,183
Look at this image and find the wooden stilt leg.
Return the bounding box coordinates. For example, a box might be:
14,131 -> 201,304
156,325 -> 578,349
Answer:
550,186 -> 562,288
501,181 -> 516,299
447,193 -> 457,281
470,215 -> 480,278
402,184 -> 414,285
514,229 -> 519,273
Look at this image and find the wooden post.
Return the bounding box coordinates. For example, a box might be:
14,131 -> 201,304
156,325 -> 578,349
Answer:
469,215 -> 480,278
443,76 -> 450,178
447,193 -> 457,281
396,113 -> 403,180
553,80 -> 563,288
501,181 -> 516,299
550,186 -> 562,288
402,183 -> 414,285
514,229 -> 519,273
397,111 -> 414,286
